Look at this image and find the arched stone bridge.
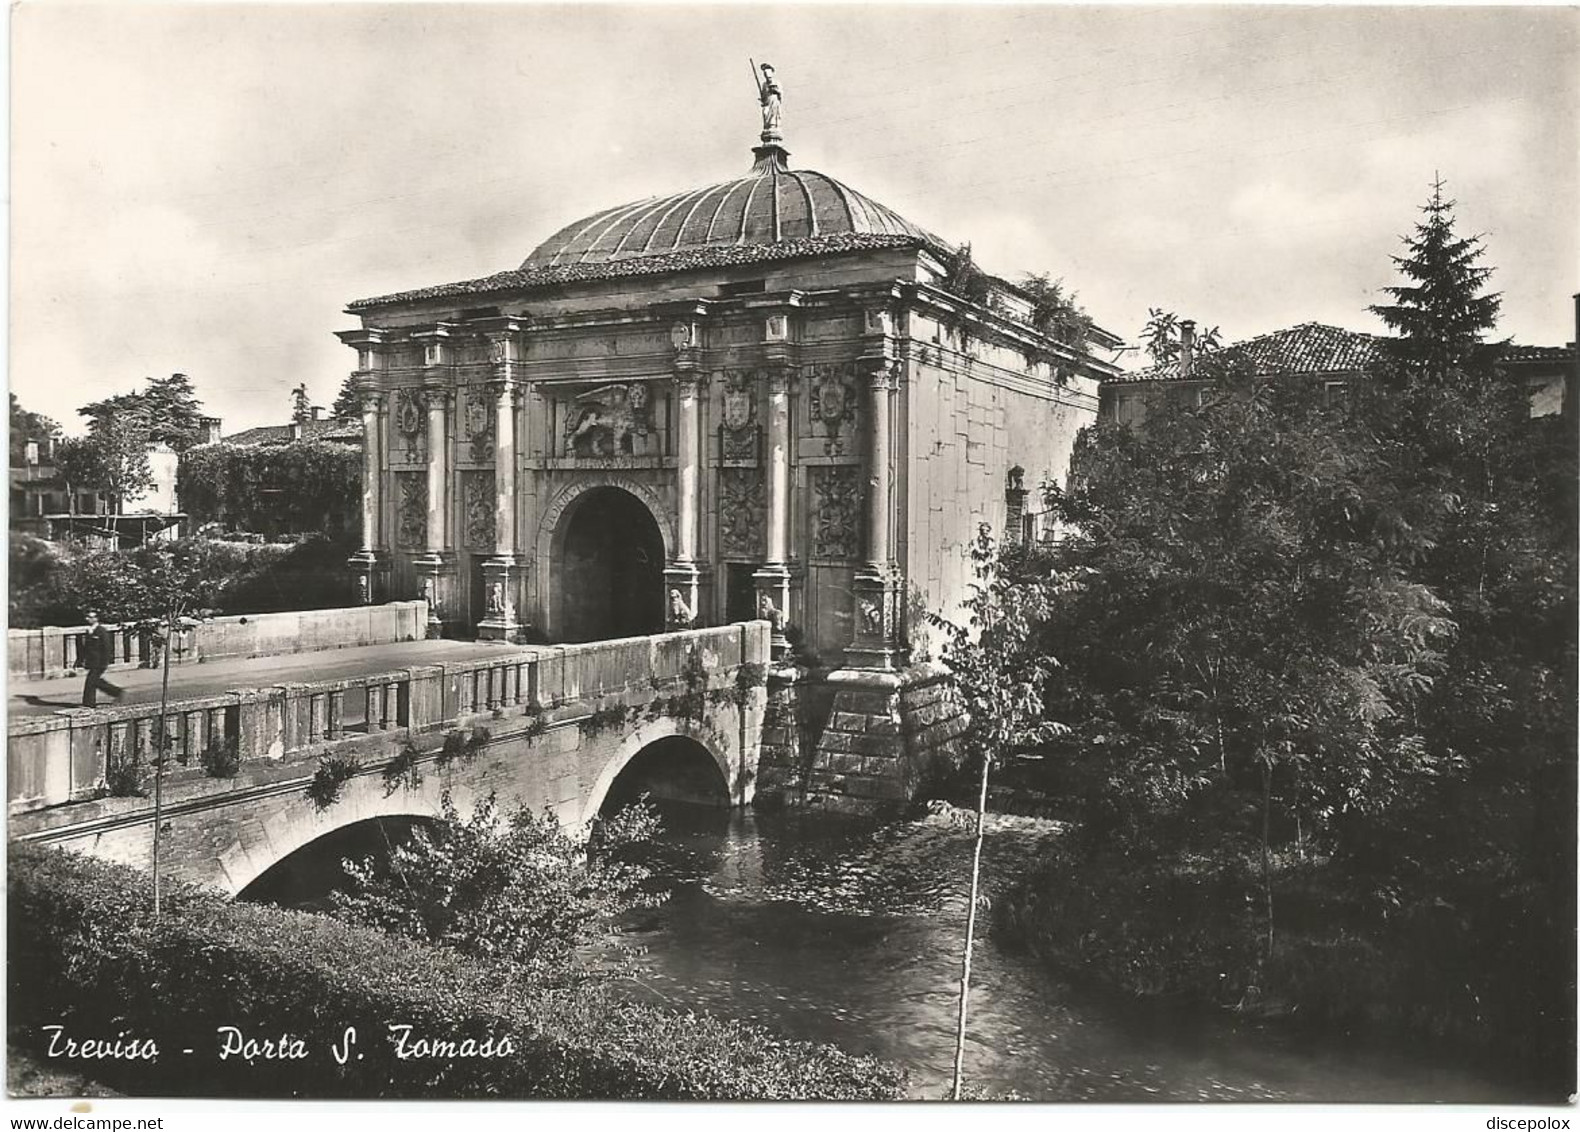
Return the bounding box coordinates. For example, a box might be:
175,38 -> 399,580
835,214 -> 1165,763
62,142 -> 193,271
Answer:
8,623 -> 768,897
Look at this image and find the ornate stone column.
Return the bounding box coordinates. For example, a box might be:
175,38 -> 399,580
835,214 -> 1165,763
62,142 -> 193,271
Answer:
334,330 -> 389,603
478,328 -> 522,641
664,320 -> 702,626
848,307 -> 900,670
753,321 -> 794,660
348,387 -> 386,603
413,327 -> 456,638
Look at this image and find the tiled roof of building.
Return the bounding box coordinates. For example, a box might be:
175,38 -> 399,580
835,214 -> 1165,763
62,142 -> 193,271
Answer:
348,232 -> 931,311
523,148 -> 945,268
220,418 -> 362,446
1502,343 -> 1576,364
1110,323 -> 1386,385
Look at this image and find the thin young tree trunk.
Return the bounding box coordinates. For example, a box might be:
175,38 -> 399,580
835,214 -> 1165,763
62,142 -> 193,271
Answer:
951,752 -> 993,1100
153,610 -> 173,919
1260,759 -> 1274,962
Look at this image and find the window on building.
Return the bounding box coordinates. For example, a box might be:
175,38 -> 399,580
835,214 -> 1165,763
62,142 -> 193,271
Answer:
1323,381 -> 1349,408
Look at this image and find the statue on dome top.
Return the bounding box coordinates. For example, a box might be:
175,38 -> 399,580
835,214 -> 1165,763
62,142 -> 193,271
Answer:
757,62 -> 782,137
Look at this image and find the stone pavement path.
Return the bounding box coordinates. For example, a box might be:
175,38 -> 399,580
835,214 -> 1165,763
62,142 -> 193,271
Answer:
7,638 -> 544,719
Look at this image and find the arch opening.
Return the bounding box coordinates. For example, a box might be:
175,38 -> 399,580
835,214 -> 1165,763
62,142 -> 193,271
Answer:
553,486 -> 665,642
236,814 -> 440,910
601,735 -> 731,815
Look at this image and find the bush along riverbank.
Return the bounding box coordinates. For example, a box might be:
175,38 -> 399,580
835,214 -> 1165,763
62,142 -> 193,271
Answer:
995,837 -> 1576,1100
8,844 -> 907,1100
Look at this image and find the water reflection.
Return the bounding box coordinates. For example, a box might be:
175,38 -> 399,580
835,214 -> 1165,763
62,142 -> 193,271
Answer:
615,806 -> 1525,1103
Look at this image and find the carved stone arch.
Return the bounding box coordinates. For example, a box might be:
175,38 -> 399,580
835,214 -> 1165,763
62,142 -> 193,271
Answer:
535,476 -> 676,565
535,477 -> 676,641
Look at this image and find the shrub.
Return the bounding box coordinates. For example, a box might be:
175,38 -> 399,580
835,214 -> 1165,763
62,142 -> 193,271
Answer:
199,734 -> 240,779
332,791 -> 661,987
7,844 -> 906,1100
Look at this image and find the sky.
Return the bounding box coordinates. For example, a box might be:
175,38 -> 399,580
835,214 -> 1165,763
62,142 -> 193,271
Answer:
10,2 -> 1578,436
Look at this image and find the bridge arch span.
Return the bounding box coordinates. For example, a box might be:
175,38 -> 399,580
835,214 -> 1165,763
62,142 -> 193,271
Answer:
581,719 -> 738,824
215,773 -> 452,898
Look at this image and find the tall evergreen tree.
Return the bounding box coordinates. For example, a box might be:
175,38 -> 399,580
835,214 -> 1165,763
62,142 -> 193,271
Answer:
330,375 -> 362,421
1368,177 -> 1502,380
140,373 -> 207,453
290,383 -> 314,424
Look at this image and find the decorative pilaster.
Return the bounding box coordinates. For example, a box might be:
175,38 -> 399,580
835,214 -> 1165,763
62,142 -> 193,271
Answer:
754,339 -> 793,659
848,308 -> 900,669
666,320 -> 703,623
348,388 -> 387,604
413,328 -> 457,639
478,357 -> 522,640
334,329 -> 390,603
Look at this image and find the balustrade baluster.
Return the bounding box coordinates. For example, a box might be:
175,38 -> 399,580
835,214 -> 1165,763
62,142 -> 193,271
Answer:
366,684 -> 383,732
184,710 -> 203,764
328,691 -> 346,739
309,693 -> 325,743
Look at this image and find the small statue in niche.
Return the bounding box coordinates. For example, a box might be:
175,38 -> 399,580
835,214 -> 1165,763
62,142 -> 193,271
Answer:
487,582 -> 505,615
668,588 -> 695,629
756,592 -> 783,630
421,577 -> 437,612
357,574 -> 370,604
859,599 -> 883,636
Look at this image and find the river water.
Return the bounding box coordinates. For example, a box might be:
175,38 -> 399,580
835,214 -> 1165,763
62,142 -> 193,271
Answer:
611,806 -> 1527,1103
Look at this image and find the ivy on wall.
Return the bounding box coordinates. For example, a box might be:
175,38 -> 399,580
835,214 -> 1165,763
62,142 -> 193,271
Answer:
179,441 -> 360,538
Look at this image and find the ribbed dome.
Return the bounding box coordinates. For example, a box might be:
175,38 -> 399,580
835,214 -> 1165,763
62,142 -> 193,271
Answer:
522,147 -> 937,269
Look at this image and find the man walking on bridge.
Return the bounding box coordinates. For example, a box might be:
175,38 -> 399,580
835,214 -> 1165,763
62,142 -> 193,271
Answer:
79,610 -> 125,708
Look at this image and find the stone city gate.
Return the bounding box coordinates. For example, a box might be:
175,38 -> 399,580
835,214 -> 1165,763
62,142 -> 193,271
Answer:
8,623 -> 767,896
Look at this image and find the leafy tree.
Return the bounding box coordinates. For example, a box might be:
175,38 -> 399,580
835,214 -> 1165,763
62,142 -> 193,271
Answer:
1141,308 -> 1221,366
1040,373 -> 1455,957
1020,273 -> 1093,352
9,394 -> 60,465
331,791 -> 664,987
941,243 -> 993,307
75,395 -> 154,514
52,437 -> 102,515
927,527 -> 1073,1097
988,185 -> 1573,1083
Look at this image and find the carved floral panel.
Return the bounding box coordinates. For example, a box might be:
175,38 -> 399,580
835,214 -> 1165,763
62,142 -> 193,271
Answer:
812,465 -> 861,560
462,471 -> 495,550
718,468 -> 765,558
392,388 -> 427,465
395,473 -> 427,549
806,362 -> 857,456
720,369 -> 758,461
463,386 -> 495,463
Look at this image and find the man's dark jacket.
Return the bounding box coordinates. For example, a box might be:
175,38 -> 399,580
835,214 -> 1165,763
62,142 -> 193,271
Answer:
81,624 -> 113,670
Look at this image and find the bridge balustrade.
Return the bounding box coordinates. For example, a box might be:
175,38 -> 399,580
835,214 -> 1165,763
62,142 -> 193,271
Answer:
7,623 -> 766,817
